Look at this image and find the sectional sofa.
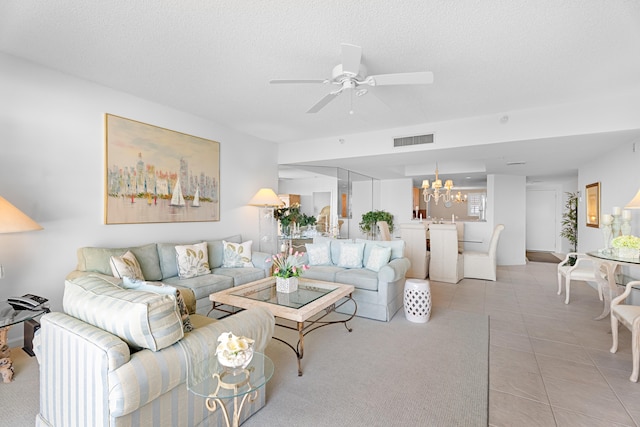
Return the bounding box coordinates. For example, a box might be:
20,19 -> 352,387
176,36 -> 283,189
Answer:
67,234 -> 271,314
301,238 -> 410,321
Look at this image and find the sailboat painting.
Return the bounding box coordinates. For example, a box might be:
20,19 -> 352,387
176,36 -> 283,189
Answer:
104,114 -> 220,224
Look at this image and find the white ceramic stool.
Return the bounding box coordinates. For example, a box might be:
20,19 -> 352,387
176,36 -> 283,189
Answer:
404,279 -> 432,323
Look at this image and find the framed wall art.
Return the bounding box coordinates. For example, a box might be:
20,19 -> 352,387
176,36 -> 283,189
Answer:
585,182 -> 600,228
104,114 -> 220,224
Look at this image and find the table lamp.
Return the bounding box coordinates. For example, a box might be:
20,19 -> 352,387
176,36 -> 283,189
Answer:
248,188 -> 283,254
625,188 -> 640,209
0,196 -> 43,278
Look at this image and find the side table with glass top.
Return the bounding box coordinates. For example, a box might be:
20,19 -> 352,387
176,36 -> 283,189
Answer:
186,352 -> 274,427
0,301 -> 49,383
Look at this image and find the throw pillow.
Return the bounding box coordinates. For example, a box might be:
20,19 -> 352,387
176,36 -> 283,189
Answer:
305,242 -> 332,266
365,245 -> 392,272
222,240 -> 254,268
175,242 -> 211,279
121,277 -> 193,332
110,251 -> 144,280
337,242 -> 365,268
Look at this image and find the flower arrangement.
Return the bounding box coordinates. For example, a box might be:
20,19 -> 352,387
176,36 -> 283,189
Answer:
268,248 -> 309,278
611,235 -> 640,249
215,332 -> 255,369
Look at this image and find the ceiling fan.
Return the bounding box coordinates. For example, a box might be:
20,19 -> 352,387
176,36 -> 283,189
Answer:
270,43 -> 434,114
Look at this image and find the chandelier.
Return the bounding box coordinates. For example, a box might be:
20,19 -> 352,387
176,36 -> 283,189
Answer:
422,164 -> 454,205
453,191 -> 467,203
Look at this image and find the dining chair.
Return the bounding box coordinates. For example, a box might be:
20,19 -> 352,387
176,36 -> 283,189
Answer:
462,224 -> 504,281
610,280 -> 640,382
428,224 -> 463,283
556,253 -> 603,304
377,221 -> 392,241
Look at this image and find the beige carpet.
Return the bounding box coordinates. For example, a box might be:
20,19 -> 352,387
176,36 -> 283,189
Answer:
245,308 -> 489,426
2,347 -> 40,426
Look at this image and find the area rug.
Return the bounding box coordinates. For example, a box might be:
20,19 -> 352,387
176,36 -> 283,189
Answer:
526,251 -> 562,263
245,308 -> 489,426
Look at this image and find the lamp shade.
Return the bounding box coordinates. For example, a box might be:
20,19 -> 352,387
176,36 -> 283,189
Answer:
625,189 -> 640,209
0,196 -> 43,233
247,188 -> 284,207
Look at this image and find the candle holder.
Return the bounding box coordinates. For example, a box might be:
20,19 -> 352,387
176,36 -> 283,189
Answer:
601,214 -> 613,253
621,217 -> 632,236
611,213 -> 622,238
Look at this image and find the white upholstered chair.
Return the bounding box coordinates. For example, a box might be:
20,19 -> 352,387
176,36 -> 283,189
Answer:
610,280 -> 640,382
399,222 -> 430,279
377,221 -> 392,241
557,253 -> 603,304
428,224 -> 463,283
462,224 -> 504,281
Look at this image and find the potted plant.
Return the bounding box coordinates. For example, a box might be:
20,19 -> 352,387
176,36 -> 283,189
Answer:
560,192 -> 578,265
359,210 -> 394,239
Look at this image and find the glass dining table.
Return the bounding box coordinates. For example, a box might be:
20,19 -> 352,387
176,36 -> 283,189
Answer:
586,250 -> 640,320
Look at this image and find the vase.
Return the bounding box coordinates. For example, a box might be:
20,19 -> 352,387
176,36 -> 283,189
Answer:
615,247 -> 640,259
276,276 -> 298,293
216,346 -> 254,370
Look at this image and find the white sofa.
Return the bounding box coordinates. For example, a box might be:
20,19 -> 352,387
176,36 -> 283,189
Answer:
34,274 -> 275,427
300,238 -> 410,321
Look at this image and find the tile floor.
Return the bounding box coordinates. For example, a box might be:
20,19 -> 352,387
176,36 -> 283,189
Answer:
430,261 -> 640,427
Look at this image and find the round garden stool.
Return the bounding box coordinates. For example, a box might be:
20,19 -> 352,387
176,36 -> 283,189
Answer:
404,279 -> 432,323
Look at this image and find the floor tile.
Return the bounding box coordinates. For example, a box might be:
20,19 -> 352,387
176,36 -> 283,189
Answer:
489,389 -> 556,427
536,354 -> 606,386
530,338 -> 593,365
552,407 -> 634,427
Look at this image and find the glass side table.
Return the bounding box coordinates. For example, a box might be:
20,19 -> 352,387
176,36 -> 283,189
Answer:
0,301 -> 49,383
186,352 -> 274,427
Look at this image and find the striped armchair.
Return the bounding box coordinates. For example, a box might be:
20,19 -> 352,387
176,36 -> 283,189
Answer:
34,275 -> 275,427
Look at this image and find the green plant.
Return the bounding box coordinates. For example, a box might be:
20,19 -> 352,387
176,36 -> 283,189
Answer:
560,192 -> 578,265
359,210 -> 394,234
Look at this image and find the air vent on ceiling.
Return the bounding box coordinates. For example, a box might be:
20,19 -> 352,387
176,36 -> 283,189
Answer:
393,134 -> 434,147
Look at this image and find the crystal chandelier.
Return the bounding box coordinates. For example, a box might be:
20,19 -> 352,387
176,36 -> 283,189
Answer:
422,164 -> 454,205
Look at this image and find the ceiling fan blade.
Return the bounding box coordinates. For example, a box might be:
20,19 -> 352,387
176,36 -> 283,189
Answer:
341,43 -> 362,76
306,90 -> 342,113
270,79 -> 326,84
366,71 -> 434,86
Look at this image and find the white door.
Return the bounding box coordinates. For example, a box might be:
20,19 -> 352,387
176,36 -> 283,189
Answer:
526,189 -> 558,251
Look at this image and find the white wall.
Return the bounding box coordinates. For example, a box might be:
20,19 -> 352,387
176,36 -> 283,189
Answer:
0,53 -> 277,345
380,178 -> 413,237
490,174 -> 527,265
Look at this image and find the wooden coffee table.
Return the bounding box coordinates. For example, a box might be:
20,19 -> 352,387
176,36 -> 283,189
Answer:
209,277 -> 357,376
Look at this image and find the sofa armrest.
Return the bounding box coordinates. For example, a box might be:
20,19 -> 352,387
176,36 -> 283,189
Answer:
378,257 -> 411,282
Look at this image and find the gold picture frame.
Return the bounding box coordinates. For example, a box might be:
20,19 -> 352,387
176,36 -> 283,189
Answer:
585,182 -> 600,228
104,114 -> 220,224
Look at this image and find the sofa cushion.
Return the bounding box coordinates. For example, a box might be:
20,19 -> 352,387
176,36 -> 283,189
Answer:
337,242 -> 365,268
302,265 -> 344,282
121,277 -> 193,332
77,243 -> 163,281
212,267 -> 266,286
222,240 -> 254,268
162,273 -> 233,300
176,242 -> 211,279
306,242 -> 332,266
365,245 -> 392,272
357,239 -> 405,262
335,268 -> 379,291
64,275 -> 184,351
110,250 -> 144,280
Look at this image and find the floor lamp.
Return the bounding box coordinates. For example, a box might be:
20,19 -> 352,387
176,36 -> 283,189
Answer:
248,188 -> 283,254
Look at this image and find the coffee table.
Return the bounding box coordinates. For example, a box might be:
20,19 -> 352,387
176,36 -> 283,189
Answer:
209,276 -> 357,376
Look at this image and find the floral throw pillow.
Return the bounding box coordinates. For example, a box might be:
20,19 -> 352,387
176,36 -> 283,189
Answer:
175,242 -> 211,279
222,240 -> 254,268
365,245 -> 392,272
305,242 -> 332,266
110,251 -> 144,280
337,242 -> 365,269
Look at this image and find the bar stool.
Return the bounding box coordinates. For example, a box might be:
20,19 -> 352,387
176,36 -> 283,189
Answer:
404,279 -> 432,323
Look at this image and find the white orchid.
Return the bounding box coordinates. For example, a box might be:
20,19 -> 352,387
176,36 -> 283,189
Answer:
215,332 -> 255,368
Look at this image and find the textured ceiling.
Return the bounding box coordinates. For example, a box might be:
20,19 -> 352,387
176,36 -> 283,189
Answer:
2,1 -> 640,182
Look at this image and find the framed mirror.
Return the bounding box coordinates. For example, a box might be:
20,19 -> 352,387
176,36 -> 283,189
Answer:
585,182 -> 600,228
